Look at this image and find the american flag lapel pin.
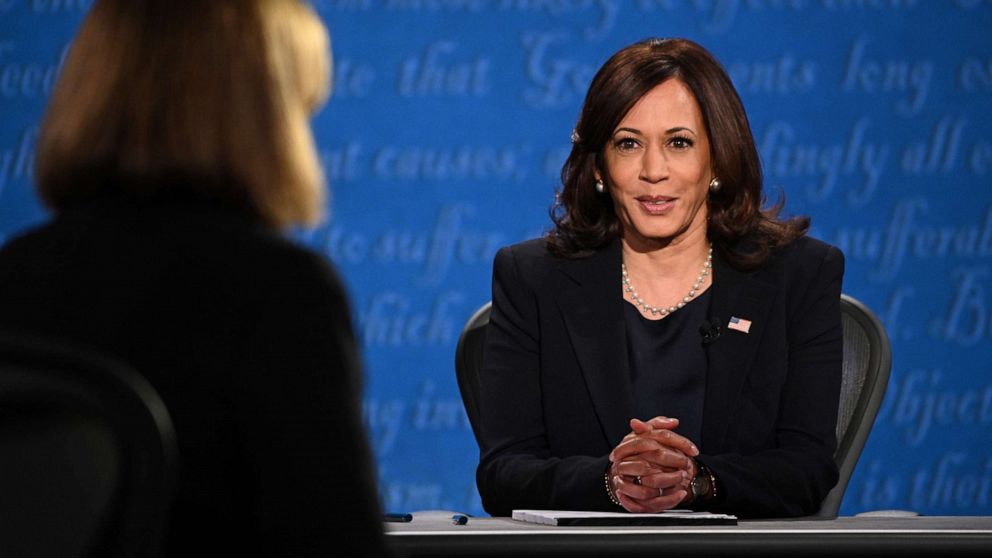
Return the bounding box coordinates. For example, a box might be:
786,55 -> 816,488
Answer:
728,316 -> 752,334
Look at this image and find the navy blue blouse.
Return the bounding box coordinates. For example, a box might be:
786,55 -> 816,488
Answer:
623,289 -> 711,447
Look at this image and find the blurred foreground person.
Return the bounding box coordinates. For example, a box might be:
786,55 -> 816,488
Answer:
0,1 -> 388,556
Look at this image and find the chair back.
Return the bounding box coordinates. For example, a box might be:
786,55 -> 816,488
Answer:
454,301 -> 491,442
812,294 -> 892,518
454,294 -> 892,518
0,331 -> 178,558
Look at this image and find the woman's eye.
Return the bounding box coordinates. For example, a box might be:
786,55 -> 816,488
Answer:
614,138 -> 639,151
669,136 -> 694,149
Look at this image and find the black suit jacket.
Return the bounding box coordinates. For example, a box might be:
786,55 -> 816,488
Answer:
0,190 -> 387,557
477,236 -> 844,518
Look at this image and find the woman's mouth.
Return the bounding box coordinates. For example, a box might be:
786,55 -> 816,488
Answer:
635,196 -> 676,214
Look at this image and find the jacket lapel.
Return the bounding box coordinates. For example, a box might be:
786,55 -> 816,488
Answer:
701,252 -> 778,451
550,243 -> 779,451
553,241 -> 634,447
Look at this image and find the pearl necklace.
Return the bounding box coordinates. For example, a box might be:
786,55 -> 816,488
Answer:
621,246 -> 713,317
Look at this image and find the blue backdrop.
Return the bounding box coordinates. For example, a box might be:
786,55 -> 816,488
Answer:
2,0 -> 991,516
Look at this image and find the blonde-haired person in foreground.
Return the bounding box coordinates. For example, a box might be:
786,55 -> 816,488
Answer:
0,1 -> 388,556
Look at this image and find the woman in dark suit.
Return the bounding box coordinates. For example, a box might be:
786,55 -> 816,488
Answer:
0,1 -> 387,556
477,38 -> 844,519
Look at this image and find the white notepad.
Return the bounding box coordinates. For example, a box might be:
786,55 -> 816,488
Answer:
512,509 -> 737,526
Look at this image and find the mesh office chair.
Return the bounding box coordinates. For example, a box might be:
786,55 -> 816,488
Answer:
454,294 -> 891,518
0,331 -> 178,558
812,294 -> 892,518
455,302 -> 492,443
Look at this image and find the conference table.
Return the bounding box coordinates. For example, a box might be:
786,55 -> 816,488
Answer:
385,511 -> 992,557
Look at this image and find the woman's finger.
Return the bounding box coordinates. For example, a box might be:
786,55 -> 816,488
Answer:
610,438 -> 692,469
614,474 -> 674,502
640,469 -> 687,490
618,488 -> 687,513
614,459 -> 662,478
631,428 -> 699,457
614,462 -> 686,489
645,416 -> 680,429
623,417 -> 676,441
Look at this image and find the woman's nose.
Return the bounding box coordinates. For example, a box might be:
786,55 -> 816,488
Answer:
638,146 -> 668,183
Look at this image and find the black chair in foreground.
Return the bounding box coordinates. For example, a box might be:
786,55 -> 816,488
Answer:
0,331 -> 178,558
454,294 -> 891,519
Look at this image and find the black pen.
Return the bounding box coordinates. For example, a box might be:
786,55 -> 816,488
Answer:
384,513 -> 413,523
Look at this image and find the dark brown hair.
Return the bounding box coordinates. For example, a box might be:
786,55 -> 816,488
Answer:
548,38 -> 808,268
35,0 -> 331,229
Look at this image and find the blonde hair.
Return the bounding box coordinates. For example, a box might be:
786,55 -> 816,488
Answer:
35,0 -> 332,228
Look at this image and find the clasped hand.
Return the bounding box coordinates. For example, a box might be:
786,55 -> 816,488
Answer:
607,416 -> 698,513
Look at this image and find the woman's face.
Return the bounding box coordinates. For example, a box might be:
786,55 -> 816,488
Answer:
600,78 -> 713,251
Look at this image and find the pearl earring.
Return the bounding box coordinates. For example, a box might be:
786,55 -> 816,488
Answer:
595,180 -> 605,194
709,178 -> 721,192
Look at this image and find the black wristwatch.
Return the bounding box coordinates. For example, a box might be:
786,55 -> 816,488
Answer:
689,463 -> 715,502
